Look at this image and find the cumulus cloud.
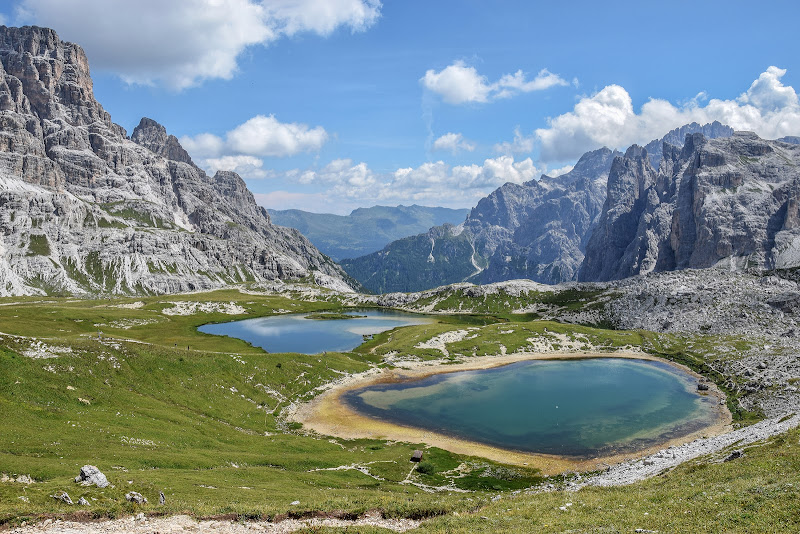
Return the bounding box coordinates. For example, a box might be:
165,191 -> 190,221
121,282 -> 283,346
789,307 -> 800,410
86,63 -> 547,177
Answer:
535,66 -> 800,162
432,132 -> 476,154
203,155 -> 269,179
181,114 -> 328,173
274,155 -> 543,207
421,61 -> 569,105
264,0 -> 381,36
494,127 -> 535,155
15,0 -> 381,89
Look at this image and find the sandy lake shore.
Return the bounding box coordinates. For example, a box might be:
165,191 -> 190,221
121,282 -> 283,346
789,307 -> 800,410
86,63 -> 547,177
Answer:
289,351 -> 733,475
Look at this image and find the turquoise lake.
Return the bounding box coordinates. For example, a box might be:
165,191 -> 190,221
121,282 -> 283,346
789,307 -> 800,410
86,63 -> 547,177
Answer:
344,358 -> 720,457
198,309 -> 430,354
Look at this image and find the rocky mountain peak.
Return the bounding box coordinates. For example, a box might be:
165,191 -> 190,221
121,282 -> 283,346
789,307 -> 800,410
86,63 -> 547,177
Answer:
644,121 -> 734,168
131,117 -> 195,165
0,25 -> 121,134
580,130 -> 800,282
0,25 -> 352,296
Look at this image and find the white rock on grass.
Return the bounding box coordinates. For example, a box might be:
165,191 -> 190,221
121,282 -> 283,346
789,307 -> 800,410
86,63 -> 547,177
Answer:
75,465 -> 109,488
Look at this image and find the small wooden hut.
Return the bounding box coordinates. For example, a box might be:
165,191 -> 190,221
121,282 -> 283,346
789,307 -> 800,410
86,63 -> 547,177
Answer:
411,450 -> 423,462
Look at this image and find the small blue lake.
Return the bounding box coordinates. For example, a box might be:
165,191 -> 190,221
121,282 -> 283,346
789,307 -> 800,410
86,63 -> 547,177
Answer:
198,309 -> 430,354
344,358 -> 720,457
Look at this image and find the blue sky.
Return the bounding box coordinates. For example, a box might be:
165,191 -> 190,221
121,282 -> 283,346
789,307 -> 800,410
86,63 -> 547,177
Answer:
3,0 -> 800,213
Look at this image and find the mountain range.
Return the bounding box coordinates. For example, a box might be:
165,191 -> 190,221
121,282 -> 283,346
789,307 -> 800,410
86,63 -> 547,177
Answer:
341,122 -> 800,293
0,25 -> 354,296
268,205 -> 468,260
2,25 -> 800,299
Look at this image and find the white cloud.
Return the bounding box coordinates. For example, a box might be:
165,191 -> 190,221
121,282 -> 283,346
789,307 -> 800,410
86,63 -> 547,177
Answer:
494,69 -> 571,99
225,115 -> 328,157
264,0 -> 381,36
545,164 -> 574,178
181,114 -> 328,171
421,61 -> 492,104
432,132 -> 476,154
739,66 -> 799,111
277,155 -> 543,208
203,155 -> 269,179
421,61 -> 569,105
15,0 -> 381,90
494,127 -> 535,155
295,159 -> 377,188
535,66 -> 800,162
0,13 -> 7,25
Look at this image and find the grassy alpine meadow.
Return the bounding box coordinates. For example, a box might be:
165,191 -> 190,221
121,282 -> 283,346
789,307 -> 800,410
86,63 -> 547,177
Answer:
0,285 -> 793,532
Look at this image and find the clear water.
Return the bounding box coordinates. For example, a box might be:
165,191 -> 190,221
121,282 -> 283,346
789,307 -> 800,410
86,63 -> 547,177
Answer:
344,358 -> 719,457
198,310 -> 430,354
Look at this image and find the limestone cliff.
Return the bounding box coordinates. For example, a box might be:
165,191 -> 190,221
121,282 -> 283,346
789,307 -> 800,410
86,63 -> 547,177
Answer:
0,25 -> 353,296
579,132 -> 800,281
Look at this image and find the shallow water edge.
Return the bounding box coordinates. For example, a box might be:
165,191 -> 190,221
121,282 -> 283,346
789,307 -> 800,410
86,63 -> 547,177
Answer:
289,351 -> 732,475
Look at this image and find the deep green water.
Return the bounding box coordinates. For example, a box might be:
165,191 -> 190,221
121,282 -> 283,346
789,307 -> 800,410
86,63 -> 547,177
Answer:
198,309 -> 430,354
344,358 -> 719,457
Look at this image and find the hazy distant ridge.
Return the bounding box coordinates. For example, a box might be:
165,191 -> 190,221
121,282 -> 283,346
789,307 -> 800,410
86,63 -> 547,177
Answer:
268,205 -> 469,260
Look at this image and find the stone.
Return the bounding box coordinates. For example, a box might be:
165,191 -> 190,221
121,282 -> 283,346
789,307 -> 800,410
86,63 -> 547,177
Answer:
697,383 -> 710,391
724,449 -> 745,462
75,465 -> 109,488
125,491 -> 147,504
78,497 -> 90,506
51,492 -> 73,505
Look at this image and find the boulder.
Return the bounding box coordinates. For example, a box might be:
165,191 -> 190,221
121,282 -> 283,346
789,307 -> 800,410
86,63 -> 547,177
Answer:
724,449 -> 745,462
125,491 -> 147,504
75,465 -> 109,488
51,492 -> 73,505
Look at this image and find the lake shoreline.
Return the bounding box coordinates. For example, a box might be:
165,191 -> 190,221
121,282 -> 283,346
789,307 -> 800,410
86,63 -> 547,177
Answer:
289,351 -> 732,475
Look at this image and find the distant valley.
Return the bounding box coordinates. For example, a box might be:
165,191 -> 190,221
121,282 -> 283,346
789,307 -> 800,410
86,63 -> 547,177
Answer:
269,205 -> 468,260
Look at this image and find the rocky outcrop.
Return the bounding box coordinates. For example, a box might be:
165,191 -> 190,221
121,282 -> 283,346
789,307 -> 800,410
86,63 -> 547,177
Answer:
343,122 -> 739,294
0,25 -> 352,296
643,121 -> 733,168
580,131 -> 800,281
130,117 -> 194,165
74,465 -> 108,488
343,148 -> 618,293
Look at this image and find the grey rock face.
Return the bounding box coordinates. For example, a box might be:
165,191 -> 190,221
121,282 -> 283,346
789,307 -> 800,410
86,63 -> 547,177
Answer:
130,117 -> 194,165
51,491 -> 73,505
74,465 -> 109,488
343,147 -> 619,293
78,497 -> 90,506
125,491 -> 147,504
0,25 -> 353,296
580,131 -> 800,281
643,121 -> 734,168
